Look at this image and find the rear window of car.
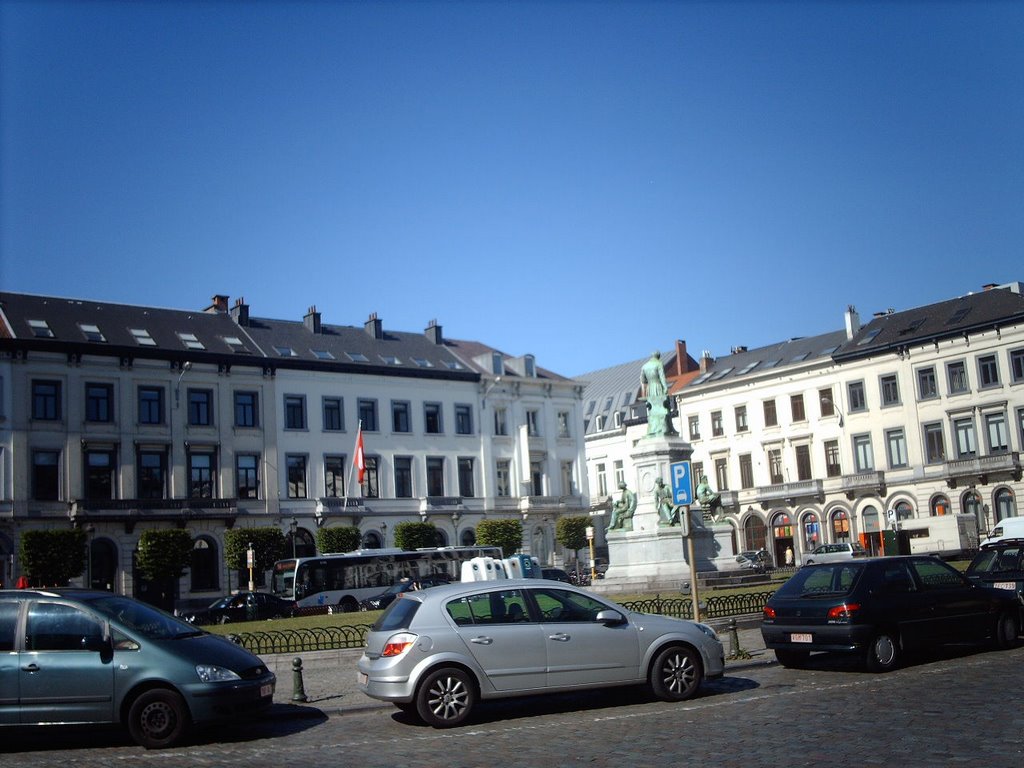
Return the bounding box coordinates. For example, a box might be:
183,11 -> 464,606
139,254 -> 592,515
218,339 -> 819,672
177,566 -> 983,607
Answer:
775,563 -> 864,598
968,546 -> 1024,577
372,595 -> 421,632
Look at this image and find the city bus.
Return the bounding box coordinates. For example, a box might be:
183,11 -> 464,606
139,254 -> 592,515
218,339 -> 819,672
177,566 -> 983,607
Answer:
271,546 -> 503,612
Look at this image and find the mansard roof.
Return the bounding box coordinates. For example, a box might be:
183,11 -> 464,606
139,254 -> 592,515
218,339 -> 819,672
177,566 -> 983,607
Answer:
0,292 -> 480,381
833,281 -> 1024,362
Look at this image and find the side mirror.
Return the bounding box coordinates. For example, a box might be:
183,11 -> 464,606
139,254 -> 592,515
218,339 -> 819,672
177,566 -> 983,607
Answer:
595,609 -> 626,626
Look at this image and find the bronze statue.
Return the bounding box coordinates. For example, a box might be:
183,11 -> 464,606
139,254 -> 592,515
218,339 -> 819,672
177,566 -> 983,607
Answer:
695,474 -> 724,521
640,351 -> 676,437
654,477 -> 679,526
606,481 -> 637,533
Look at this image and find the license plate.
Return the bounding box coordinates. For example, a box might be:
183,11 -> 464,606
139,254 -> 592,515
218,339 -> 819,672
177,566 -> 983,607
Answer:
790,633 -> 813,643
994,582 -> 1017,591
357,672 -> 368,686
260,684 -> 273,698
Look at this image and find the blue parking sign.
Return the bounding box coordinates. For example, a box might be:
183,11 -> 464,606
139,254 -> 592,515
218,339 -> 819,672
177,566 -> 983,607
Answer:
670,461 -> 692,505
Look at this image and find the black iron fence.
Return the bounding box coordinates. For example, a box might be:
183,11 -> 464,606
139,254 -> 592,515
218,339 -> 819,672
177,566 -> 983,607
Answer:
228,589 -> 776,655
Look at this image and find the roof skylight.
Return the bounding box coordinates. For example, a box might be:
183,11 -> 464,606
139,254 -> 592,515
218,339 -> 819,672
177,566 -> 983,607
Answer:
27,319 -> 54,338
79,323 -> 106,342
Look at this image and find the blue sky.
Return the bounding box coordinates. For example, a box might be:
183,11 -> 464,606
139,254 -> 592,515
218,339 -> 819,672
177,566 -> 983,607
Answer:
2,1 -> 1021,377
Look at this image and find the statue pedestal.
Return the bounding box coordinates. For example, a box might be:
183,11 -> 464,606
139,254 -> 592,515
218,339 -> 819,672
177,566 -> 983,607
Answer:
592,435 -> 740,595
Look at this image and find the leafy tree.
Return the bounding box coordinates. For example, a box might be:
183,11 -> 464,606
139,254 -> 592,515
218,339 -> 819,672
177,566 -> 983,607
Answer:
475,519 -> 522,557
19,529 -> 86,587
393,521 -> 438,550
224,527 -> 287,588
136,529 -> 194,581
316,526 -> 362,554
556,516 -> 592,575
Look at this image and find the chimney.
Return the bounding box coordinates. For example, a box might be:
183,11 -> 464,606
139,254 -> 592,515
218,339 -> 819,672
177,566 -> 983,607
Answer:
845,305 -> 860,340
230,297 -> 249,327
425,319 -> 443,345
205,294 -> 229,313
364,312 -> 383,339
730,345 -> 747,355
982,283 -> 998,291
673,340 -> 688,376
304,305 -> 322,334
699,349 -> 713,374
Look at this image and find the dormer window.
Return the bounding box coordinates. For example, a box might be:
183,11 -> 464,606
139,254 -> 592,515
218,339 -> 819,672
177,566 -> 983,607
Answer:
224,336 -> 250,353
130,328 -> 157,346
524,354 -> 536,377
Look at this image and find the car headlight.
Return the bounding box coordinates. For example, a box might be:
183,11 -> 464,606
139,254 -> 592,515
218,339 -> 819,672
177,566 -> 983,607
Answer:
195,664 -> 242,682
695,623 -> 719,640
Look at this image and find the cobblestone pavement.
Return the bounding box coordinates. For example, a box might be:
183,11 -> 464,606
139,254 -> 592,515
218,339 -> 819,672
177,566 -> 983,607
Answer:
8,628 -> 1023,766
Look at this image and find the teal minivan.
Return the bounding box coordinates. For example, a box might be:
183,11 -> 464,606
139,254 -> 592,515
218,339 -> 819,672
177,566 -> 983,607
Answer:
0,589 -> 276,748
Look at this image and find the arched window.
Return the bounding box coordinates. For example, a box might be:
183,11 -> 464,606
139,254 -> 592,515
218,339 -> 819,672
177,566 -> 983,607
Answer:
894,500 -> 914,521
190,536 -> 219,592
831,510 -> 851,542
362,531 -> 383,549
962,489 -> 982,520
292,527 -> 316,558
995,488 -> 1016,522
742,514 -> 768,552
930,495 -> 950,517
459,528 -> 476,546
801,512 -> 821,551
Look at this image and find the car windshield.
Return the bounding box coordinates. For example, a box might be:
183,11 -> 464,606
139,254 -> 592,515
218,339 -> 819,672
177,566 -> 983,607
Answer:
775,563 -> 865,598
88,595 -> 203,640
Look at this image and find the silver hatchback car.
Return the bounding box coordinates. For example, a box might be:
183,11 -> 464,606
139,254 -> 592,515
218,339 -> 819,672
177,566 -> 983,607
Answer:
357,578 -> 724,727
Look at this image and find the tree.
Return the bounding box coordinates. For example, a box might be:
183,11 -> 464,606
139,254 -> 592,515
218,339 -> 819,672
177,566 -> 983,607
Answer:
224,528 -> 287,589
475,519 -> 522,557
556,516 -> 592,576
136,529 -> 194,581
316,526 -> 362,554
19,529 -> 86,587
393,521 -> 438,550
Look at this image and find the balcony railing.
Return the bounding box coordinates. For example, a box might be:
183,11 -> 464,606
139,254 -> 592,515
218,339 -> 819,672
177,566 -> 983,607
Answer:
840,470 -> 887,500
945,451 -> 1022,487
756,479 -> 824,508
69,497 -> 238,532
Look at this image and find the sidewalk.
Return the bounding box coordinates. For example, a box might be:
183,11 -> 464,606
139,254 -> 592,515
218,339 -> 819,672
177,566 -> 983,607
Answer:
261,620 -> 771,719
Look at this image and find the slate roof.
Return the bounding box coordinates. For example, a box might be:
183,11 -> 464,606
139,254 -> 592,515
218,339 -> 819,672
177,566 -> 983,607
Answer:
577,351 -> 671,437
0,292 -> 482,381
442,337 -> 571,382
833,282 -> 1024,362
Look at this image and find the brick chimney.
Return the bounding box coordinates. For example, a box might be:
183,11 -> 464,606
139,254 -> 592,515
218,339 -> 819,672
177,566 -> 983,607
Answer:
205,294 -> 229,313
699,349 -> 713,373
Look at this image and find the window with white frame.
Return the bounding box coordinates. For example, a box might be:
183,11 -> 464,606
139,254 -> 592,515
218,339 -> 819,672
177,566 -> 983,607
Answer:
953,416 -> 977,458
923,422 -> 946,464
688,415 -> 701,440
767,449 -> 783,484
985,411 -> 1009,453
613,460 -> 624,487
711,410 -> 723,437
596,463 -> 607,497
557,411 -> 571,438
526,409 -> 540,437
494,406 -> 508,436
853,434 -> 874,472
886,428 -> 908,468
496,459 -> 511,497
735,405 -> 748,432
561,461 -> 574,495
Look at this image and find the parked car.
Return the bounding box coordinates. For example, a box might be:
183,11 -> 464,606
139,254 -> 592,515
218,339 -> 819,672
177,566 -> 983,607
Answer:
541,567 -> 572,583
357,578 -> 724,727
761,556 -> 1020,672
801,542 -> 867,566
358,575 -> 450,611
736,550 -> 769,573
965,539 -> 1024,624
180,591 -> 295,625
0,588 -> 275,749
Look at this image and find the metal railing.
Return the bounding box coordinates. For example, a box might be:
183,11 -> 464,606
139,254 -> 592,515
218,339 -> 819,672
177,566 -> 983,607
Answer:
227,589 -> 776,655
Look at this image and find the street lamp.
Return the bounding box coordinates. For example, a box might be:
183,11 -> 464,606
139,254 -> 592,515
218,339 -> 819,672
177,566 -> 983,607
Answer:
452,510 -> 461,547
288,517 -> 298,559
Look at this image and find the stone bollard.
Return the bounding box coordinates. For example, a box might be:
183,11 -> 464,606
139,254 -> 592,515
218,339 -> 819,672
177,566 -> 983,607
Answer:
291,656 -> 309,702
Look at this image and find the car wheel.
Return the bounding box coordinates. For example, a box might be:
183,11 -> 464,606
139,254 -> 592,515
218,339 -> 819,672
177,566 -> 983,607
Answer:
339,597 -> 359,613
864,630 -> 900,672
649,644 -> 703,701
127,689 -> 191,749
415,667 -> 475,727
774,649 -> 809,668
993,610 -> 1020,650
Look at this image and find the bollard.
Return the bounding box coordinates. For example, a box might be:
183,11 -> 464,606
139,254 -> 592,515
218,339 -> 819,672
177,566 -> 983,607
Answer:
291,656 -> 309,702
726,617 -> 751,660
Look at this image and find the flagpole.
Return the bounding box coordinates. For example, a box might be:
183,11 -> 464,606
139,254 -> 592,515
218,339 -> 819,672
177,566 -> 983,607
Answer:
342,420 -> 362,518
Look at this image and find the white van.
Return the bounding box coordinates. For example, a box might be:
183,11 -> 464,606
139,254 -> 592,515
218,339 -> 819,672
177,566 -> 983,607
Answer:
981,517 -> 1024,547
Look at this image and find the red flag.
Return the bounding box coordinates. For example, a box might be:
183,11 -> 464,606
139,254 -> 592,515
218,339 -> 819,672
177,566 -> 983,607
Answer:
354,427 -> 366,484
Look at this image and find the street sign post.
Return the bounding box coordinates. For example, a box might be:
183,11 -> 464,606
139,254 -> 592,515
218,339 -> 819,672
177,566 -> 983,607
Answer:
670,461 -> 693,505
